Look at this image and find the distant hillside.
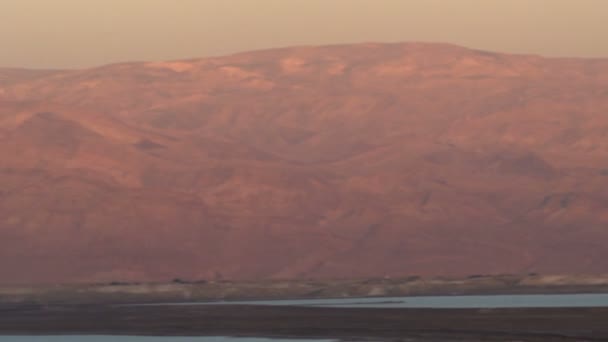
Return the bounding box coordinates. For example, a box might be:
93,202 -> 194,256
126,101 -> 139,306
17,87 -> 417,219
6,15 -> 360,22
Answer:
1,42 -> 608,283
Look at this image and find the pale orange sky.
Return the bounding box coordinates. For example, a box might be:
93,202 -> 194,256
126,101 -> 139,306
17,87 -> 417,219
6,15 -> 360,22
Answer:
1,0 -> 607,69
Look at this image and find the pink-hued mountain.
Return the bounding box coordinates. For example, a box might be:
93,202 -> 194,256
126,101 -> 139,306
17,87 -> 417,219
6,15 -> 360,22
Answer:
1,42 -> 608,284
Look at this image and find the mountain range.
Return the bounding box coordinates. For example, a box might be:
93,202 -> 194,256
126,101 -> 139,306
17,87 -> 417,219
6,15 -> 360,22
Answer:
1,42 -> 608,284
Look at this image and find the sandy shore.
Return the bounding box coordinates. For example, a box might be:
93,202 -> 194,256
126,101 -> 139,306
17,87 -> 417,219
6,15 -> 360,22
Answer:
1,303 -> 608,341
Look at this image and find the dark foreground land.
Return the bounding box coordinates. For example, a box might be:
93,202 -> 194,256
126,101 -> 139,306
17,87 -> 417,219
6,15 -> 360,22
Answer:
1,303 -> 608,341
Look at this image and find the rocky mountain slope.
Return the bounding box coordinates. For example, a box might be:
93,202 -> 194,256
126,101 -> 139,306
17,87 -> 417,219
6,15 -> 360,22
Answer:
1,42 -> 608,283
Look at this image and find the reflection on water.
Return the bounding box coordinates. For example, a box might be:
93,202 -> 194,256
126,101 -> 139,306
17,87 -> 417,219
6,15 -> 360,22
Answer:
158,293 -> 608,309
0,337 -> 334,342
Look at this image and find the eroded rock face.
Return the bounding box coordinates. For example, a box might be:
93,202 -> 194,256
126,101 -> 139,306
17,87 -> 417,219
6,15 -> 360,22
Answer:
1,42 -> 608,284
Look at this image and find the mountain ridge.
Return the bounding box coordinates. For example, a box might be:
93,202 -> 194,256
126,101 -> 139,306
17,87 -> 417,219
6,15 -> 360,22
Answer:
1,42 -> 608,284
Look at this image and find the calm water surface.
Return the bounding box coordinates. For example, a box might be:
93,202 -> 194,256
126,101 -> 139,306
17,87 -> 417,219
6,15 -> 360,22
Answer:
162,293 -> 608,308
6,294 -> 608,341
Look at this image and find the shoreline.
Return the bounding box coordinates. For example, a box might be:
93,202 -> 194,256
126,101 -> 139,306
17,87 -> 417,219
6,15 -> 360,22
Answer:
2,274 -> 608,305
3,275 -> 608,341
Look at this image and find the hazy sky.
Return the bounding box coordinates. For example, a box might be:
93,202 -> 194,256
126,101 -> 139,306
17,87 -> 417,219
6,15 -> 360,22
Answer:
1,0 -> 607,69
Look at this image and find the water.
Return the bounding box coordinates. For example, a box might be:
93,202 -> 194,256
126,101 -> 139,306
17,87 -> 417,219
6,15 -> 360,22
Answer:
4,294 -> 607,341
0,337 -> 333,342
158,293 -> 608,309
